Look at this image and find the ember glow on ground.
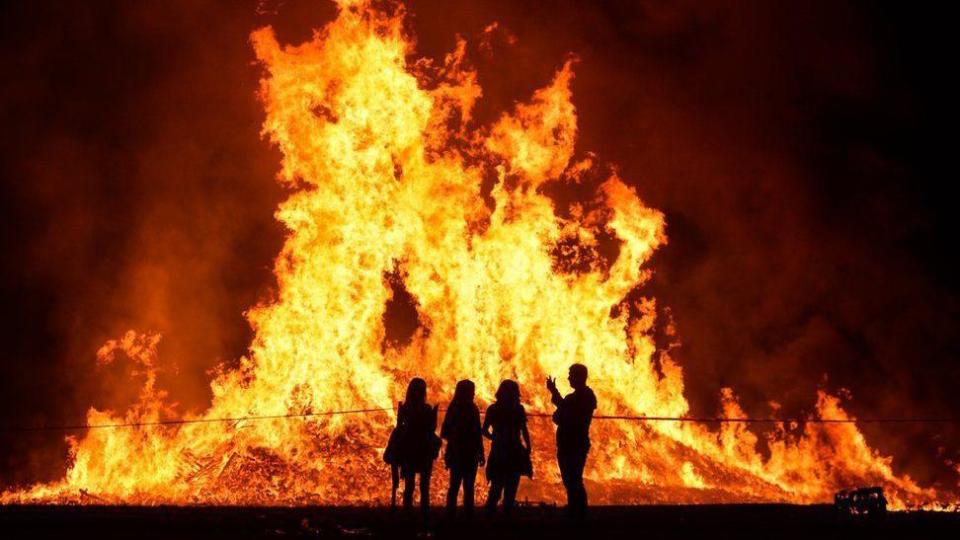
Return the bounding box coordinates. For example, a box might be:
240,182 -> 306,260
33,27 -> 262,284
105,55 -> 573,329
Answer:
1,0 -> 957,510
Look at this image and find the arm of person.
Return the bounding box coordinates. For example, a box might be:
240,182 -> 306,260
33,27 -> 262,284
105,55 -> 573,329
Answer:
521,410 -> 531,452
474,408 -> 486,465
482,409 -> 494,440
440,407 -> 451,440
546,376 -> 563,407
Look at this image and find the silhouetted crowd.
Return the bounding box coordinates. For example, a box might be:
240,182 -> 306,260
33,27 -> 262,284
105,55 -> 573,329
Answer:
384,364 -> 597,522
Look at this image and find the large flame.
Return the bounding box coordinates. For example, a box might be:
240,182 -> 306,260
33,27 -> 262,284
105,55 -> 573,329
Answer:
2,1 -> 952,509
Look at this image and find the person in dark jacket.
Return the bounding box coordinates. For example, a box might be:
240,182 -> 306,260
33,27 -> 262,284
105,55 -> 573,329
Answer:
482,379 -> 531,516
440,379 -> 485,519
546,363 -> 596,520
395,377 -> 439,518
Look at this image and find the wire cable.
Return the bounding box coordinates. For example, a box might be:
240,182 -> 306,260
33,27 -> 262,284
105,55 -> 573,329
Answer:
2,406 -> 957,433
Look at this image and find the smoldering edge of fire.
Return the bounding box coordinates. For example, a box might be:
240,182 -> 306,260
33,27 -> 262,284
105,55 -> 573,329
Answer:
0,0 -> 957,494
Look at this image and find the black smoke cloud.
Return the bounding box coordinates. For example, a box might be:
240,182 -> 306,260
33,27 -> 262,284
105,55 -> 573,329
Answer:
1,0 -> 957,493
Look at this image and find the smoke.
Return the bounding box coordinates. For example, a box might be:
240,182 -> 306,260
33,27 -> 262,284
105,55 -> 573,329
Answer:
1,0 -> 957,493
0,0 -> 287,486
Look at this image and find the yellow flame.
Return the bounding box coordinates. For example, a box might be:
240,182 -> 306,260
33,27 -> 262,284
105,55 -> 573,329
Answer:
2,1 -> 952,509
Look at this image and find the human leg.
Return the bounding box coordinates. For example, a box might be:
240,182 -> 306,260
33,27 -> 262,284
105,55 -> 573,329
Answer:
402,469 -> 416,510
559,450 -> 588,519
447,468 -> 463,516
574,451 -> 588,518
486,481 -> 503,513
502,474 -> 520,515
419,468 -> 432,518
462,463 -> 477,518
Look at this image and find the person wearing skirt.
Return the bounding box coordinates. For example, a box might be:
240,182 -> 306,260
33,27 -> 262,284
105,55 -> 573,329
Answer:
482,379 -> 531,515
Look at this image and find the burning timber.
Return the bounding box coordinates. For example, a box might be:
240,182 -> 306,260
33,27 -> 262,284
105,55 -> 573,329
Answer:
1,0 -> 956,509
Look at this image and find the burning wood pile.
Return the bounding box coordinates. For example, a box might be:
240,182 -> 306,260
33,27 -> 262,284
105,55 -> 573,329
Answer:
0,0 -> 953,510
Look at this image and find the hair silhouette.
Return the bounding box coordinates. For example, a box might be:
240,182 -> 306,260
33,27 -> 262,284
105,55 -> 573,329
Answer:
495,379 -> 521,406
568,364 -> 588,387
405,377 -> 427,406
451,379 -> 475,405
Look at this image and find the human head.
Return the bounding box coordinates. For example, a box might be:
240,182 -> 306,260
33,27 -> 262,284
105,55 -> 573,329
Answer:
405,377 -> 427,405
495,379 -> 520,406
452,379 -> 475,403
568,363 -> 588,389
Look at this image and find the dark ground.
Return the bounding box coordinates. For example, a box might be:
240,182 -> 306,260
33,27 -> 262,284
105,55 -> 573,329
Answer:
1,504 -> 957,539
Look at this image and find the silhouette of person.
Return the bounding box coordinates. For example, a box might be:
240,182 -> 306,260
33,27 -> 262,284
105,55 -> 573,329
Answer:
440,379 -> 485,520
546,364 -> 596,520
482,379 -> 531,516
394,377 -> 440,518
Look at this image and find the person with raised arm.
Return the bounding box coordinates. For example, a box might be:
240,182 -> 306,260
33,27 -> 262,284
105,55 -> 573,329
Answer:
546,364 -> 596,521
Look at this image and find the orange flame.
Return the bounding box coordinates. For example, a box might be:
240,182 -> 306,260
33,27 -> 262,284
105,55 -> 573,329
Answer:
2,0 -> 952,509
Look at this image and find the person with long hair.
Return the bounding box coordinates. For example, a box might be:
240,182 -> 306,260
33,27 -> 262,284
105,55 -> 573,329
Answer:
482,379 -> 531,516
440,379 -> 484,520
394,377 -> 440,518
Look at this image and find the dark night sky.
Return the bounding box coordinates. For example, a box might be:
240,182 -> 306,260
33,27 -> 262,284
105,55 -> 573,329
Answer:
1,1 -> 958,494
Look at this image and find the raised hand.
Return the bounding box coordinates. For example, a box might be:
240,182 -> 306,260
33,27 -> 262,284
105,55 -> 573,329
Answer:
546,375 -> 563,407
